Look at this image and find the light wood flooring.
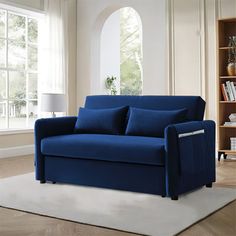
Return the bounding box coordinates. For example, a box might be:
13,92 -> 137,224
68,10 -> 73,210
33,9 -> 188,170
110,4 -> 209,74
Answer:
0,155 -> 235,236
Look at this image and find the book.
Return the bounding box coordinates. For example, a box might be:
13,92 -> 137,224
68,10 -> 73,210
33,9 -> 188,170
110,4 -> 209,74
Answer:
225,86 -> 231,101
224,122 -> 236,126
231,145 -> 236,150
221,84 -> 229,101
230,82 -> 236,100
226,81 -> 235,101
230,137 -> 236,150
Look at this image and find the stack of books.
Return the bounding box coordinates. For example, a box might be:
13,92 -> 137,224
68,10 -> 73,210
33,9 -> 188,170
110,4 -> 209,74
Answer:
230,137 -> 236,150
224,113 -> 236,126
224,122 -> 236,126
221,81 -> 236,101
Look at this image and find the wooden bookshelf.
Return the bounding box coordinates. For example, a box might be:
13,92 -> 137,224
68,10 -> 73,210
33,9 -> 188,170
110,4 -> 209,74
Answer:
218,150 -> 236,155
219,46 -> 235,50
220,76 -> 236,79
217,18 -> 236,161
219,101 -> 236,104
219,126 -> 236,128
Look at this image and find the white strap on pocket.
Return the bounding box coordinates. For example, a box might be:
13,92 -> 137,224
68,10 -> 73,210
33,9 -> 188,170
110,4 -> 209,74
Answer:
178,129 -> 205,138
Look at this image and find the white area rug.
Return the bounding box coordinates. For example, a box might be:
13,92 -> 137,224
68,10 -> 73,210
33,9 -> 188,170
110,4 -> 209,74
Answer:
0,173 -> 235,236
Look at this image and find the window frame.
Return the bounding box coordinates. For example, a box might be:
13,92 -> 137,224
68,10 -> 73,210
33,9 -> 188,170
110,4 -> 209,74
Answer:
0,3 -> 43,132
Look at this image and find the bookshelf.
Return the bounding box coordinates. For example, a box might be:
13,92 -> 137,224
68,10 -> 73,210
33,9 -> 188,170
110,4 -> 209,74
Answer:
217,18 -> 236,161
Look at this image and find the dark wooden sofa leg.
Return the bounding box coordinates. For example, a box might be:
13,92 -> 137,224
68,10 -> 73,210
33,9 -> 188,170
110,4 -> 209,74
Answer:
206,183 -> 212,188
171,196 -> 178,200
40,180 -> 46,184
52,181 -> 56,184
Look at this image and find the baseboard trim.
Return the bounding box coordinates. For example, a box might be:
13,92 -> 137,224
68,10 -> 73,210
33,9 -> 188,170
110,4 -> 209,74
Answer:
0,145 -> 34,159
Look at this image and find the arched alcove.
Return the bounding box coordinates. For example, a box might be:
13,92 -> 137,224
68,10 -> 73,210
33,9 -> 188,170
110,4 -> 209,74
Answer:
91,5 -> 143,95
77,1 -> 167,106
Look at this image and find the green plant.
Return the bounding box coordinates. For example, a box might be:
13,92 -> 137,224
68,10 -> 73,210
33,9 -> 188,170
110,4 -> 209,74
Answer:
105,76 -> 117,95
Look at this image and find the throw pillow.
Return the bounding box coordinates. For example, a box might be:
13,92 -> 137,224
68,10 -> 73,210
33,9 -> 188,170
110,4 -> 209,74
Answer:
125,107 -> 187,137
74,106 -> 128,135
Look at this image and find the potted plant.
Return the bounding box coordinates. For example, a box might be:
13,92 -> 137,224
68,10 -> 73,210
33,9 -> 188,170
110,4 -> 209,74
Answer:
105,76 -> 117,95
227,36 -> 236,76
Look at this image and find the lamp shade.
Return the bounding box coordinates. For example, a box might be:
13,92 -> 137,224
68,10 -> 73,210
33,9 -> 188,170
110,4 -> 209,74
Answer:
41,93 -> 66,112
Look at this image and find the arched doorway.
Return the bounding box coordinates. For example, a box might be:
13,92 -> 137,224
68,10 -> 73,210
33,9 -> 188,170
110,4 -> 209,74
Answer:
100,7 -> 143,95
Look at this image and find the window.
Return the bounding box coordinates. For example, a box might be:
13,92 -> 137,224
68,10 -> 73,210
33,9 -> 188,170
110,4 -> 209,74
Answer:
120,8 -> 143,95
0,7 -> 38,130
100,7 -> 143,96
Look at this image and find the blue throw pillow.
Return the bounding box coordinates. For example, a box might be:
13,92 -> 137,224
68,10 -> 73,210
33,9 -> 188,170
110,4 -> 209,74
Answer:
74,106 -> 128,135
125,107 -> 187,137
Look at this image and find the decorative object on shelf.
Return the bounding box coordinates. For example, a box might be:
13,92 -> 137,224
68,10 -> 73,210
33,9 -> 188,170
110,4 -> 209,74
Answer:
41,93 -> 66,117
227,63 -> 236,76
227,36 -> 236,76
229,113 -> 236,122
105,76 -> 117,95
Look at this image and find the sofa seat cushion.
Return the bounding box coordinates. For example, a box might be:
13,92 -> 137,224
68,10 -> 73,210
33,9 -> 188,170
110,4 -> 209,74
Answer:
41,134 -> 165,166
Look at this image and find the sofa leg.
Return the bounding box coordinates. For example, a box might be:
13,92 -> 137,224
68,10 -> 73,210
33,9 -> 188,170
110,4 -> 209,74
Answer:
171,196 -> 178,200
40,180 -> 46,184
52,181 -> 56,184
161,195 -> 166,198
206,183 -> 212,188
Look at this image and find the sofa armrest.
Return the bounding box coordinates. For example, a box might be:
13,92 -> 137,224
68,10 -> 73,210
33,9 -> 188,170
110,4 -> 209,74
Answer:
164,120 -> 215,197
34,116 -> 77,181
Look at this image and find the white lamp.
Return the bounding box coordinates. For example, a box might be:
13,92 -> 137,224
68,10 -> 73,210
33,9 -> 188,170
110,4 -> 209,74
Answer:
41,93 -> 66,117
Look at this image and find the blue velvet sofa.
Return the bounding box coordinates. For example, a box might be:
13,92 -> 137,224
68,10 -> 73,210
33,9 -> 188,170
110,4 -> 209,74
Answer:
35,95 -> 216,200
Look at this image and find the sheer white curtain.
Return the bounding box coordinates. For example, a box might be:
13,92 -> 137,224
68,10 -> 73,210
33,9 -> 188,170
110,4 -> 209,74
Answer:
38,0 -> 69,114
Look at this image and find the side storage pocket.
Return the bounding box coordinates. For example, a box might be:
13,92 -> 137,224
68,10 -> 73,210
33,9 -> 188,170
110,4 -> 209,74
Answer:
178,129 -> 207,176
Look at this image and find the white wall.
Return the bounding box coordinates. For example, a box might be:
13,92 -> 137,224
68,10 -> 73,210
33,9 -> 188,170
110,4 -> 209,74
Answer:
170,0 -> 204,97
205,0 -> 217,120
100,11 -> 120,94
169,0 -> 236,121
219,0 -> 236,18
65,0 -> 77,116
77,0 -> 167,106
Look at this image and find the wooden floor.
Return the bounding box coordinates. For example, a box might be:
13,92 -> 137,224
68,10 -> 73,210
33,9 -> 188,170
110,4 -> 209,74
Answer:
0,155 -> 235,236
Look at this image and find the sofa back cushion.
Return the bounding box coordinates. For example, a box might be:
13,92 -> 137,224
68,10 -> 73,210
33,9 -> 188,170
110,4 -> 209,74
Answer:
125,107 -> 187,137
84,95 -> 205,121
74,106 -> 128,135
